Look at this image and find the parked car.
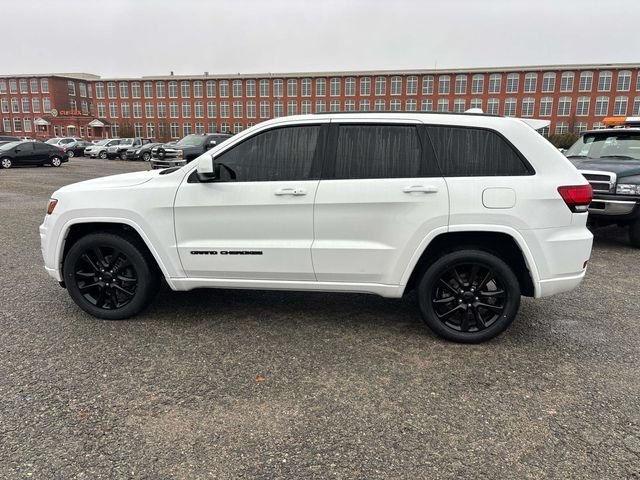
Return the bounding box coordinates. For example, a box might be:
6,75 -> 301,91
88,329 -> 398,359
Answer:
0,135 -> 20,147
45,137 -> 81,148
150,133 -> 231,169
566,125 -> 640,247
106,138 -> 153,160
40,113 -> 594,343
1,140 -> 68,168
125,142 -> 162,162
59,140 -> 93,158
84,139 -> 122,159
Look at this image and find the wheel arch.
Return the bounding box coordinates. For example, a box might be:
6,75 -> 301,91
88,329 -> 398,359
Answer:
402,229 -> 538,297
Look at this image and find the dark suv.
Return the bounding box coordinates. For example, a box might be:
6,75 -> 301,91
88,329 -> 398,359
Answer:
566,128 -> 640,247
150,133 -> 231,169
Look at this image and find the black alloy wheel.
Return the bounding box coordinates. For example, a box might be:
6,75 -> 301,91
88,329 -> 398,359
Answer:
418,250 -> 520,343
64,232 -> 159,319
142,152 -> 151,161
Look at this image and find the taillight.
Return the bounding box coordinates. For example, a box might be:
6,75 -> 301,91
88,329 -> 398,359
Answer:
558,184 -> 592,212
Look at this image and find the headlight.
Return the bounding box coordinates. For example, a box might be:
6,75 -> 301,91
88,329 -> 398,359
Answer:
616,184 -> 640,195
47,198 -> 58,215
176,149 -> 184,159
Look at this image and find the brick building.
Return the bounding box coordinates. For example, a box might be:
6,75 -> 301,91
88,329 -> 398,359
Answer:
1,63 -> 640,140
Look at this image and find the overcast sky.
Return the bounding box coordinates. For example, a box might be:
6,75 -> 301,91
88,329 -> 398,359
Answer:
4,0 -> 639,78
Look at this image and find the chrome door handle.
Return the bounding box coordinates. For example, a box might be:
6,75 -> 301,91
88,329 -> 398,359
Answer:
403,185 -> 439,194
274,187 -> 307,196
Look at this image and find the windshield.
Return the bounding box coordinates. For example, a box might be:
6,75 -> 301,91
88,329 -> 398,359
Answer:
119,138 -> 134,146
176,135 -> 204,147
93,139 -> 109,146
566,132 -> 640,160
45,138 -> 59,144
0,141 -> 22,150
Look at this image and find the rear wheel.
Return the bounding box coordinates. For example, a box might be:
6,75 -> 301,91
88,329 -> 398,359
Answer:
63,232 -> 160,320
417,249 -> 520,343
99,151 -> 107,159
1,157 -> 11,169
51,156 -> 62,167
142,152 -> 151,162
630,219 -> 640,248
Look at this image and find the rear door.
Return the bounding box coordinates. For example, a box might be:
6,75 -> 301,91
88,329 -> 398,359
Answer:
312,120 -> 449,285
15,142 -> 37,164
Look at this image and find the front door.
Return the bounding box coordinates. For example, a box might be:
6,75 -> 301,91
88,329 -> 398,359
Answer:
312,121 -> 449,286
174,122 -> 327,281
14,142 -> 37,165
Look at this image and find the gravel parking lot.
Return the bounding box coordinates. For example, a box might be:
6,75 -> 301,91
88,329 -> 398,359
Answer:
0,158 -> 639,479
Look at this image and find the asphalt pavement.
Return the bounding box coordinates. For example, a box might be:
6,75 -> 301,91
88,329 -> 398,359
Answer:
0,158 -> 639,479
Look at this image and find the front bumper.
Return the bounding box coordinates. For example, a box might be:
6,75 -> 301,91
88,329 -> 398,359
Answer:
588,194 -> 640,223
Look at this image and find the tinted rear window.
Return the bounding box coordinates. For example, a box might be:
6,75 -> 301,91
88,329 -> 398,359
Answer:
426,126 -> 530,176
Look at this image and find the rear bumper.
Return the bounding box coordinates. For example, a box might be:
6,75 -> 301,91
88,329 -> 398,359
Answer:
537,270 -> 586,297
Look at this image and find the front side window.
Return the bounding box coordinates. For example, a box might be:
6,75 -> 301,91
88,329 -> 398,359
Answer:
426,126 -> 529,176
214,125 -> 321,182
333,124 -> 423,179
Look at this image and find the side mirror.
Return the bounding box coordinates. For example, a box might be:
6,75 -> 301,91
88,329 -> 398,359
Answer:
196,155 -> 217,182
14,148 -> 20,153
206,140 -> 217,150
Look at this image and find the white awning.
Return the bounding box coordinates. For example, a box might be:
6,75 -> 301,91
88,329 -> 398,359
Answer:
88,119 -> 105,127
66,125 -> 77,129
34,118 -> 50,126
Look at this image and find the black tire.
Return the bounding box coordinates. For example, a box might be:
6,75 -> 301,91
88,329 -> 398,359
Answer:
99,151 -> 107,159
142,152 -> 151,162
50,156 -> 62,167
417,249 -> 521,343
630,219 -> 640,248
67,150 -> 75,158
1,157 -> 12,169
63,232 -> 160,320
120,151 -> 127,160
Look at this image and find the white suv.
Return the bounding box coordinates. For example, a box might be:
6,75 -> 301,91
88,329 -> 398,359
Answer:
40,113 -> 593,343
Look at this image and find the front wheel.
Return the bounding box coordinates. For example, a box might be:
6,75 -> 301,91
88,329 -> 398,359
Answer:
120,151 -> 127,160
1,157 -> 11,169
67,150 -> 75,158
630,219 -> 640,248
142,152 -> 151,162
99,151 -> 107,159
417,249 -> 521,343
63,232 -> 160,320
51,156 -> 62,167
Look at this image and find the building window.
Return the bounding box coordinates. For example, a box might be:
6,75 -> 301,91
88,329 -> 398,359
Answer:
301,100 -> 311,114
97,103 -> 105,117
360,77 -> 370,96
375,77 -> 387,96
617,71 -> 631,91
287,79 -> 297,97
391,76 -> 402,95
0,99 -> 7,113
594,96 -> 609,116
390,99 -> 401,111
233,79 -> 242,97
422,75 -> 434,95
345,77 -> 356,96
260,101 -> 269,118
2,118 -> 11,132
505,73 -> 519,93
455,75 -> 467,94
613,96 -> 628,116
437,99 -> 449,112
330,100 -> 340,112
156,82 -> 165,98
486,98 -> 499,115
13,118 -> 22,132
330,77 -> 341,96
121,102 -> 131,118
146,122 -> 155,138
193,81 -> 203,98
315,100 -> 326,113
488,74 -> 501,94
32,97 -> 40,113
170,122 -> 180,138
471,74 -> 484,94
316,78 -> 326,96
79,83 -> 87,98
288,101 -> 298,115
207,101 -> 217,118
520,97 -> 534,117
24,119 -> 32,132
560,72 -> 574,92
420,99 -> 432,112
574,122 -> 588,134
145,102 -> 154,118
504,98 -> 517,116
274,100 -> 283,117
633,97 -> 640,116
180,81 -> 190,98
557,96 -> 571,116
542,72 -> 556,92
359,100 -> 370,111
133,122 -> 143,137
119,82 -> 129,98
374,99 -> 385,111
207,122 -> 217,133
555,122 -> 569,134
406,99 -> 417,111
247,101 -> 256,118
438,75 -> 450,95
69,99 -> 77,111
11,97 -> 19,113
95,82 -> 104,99
168,81 -> 178,98
245,79 -> 255,97
157,103 -> 166,118
232,122 -> 242,134
344,100 -> 356,111
181,123 -> 191,135
29,78 -> 38,93
453,99 -> 466,113
273,79 -> 283,97
301,78 -> 311,97
233,101 -> 243,118
144,82 -> 153,98
107,82 -> 116,98
109,102 -> 118,118
9,79 -> 17,94
406,76 -> 417,95
470,98 -> 482,110
0,79 -> 6,94
195,101 -> 204,118
169,102 -> 179,118
130,82 -> 140,98
576,97 -> 590,116
133,102 -> 142,118
524,73 -> 537,93
579,71 -> 593,92
21,97 -> 30,113
220,122 -> 230,134
260,79 -> 269,97
207,80 -> 216,98
19,79 -> 28,93
220,101 -> 230,118
219,80 -> 229,97
598,71 -> 612,92
40,78 -> 49,93
539,97 -> 553,116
